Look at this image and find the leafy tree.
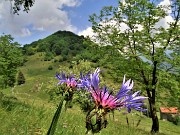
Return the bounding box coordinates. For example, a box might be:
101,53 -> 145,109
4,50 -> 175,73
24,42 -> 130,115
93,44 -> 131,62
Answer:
44,52 -> 54,61
53,44 -> 61,55
9,0 -> 35,14
0,35 -> 23,88
24,46 -> 36,55
17,71 -> 25,85
89,0 -> 180,133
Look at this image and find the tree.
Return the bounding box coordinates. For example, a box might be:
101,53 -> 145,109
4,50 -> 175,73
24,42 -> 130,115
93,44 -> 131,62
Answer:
0,35 -> 23,88
17,71 -> 25,85
9,0 -> 35,14
89,0 -> 180,133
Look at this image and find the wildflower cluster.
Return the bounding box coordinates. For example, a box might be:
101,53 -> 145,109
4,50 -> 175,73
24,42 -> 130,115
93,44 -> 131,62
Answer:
56,68 -> 147,133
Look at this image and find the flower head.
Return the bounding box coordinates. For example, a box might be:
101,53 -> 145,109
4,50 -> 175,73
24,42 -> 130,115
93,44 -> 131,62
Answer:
80,68 -> 147,133
79,68 -> 100,90
56,72 -> 77,88
80,68 -> 147,112
56,72 -> 79,109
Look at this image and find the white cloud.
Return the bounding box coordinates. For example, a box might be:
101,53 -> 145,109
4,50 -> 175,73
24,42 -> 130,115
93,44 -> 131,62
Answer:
0,0 -> 81,37
155,0 -> 174,29
158,0 -> 171,14
78,27 -> 94,37
78,19 -> 142,40
155,16 -> 174,29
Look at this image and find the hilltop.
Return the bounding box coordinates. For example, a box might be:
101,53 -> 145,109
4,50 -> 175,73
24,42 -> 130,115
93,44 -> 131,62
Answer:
22,31 -> 86,60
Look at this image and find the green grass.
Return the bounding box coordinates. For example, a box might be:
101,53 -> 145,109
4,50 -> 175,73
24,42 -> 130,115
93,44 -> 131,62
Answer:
1,96 -> 179,135
0,100 -> 52,134
0,53 -> 180,135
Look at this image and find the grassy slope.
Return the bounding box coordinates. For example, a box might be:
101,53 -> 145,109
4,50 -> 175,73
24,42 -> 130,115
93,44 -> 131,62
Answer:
0,53 -> 180,135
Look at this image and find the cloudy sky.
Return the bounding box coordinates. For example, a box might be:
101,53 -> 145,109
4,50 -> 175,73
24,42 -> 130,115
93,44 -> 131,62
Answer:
0,0 -> 118,45
0,0 -> 173,45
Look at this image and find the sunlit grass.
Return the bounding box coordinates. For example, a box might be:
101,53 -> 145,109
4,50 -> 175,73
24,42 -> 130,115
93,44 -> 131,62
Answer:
1,96 -> 179,135
0,53 -> 179,135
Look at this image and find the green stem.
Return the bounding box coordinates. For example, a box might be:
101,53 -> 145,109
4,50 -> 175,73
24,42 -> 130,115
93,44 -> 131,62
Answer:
47,97 -> 65,135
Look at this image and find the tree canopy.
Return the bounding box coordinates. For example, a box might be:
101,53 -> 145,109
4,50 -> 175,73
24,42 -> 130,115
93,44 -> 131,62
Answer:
90,0 -> 180,133
0,34 -> 23,88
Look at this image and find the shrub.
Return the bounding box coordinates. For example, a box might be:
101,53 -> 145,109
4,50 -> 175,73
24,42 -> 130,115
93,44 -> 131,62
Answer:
48,65 -> 53,70
17,71 -> 25,85
62,55 -> 68,61
54,58 -> 58,63
173,115 -> 180,125
44,52 -> 54,61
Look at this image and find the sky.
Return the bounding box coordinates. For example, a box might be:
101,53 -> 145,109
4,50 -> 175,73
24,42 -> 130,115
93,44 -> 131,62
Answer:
0,0 -> 118,45
0,0 -> 174,45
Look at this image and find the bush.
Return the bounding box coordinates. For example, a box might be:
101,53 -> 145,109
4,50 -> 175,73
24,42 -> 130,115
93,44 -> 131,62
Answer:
62,55 -> 68,61
17,71 -> 25,85
54,58 -> 58,63
173,115 -> 180,125
44,52 -> 54,61
25,47 -> 36,55
48,65 -> 53,70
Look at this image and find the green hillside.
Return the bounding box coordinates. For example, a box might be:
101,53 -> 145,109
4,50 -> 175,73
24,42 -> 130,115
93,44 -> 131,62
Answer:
22,30 -> 86,60
1,51 -> 179,135
0,31 -> 180,135
21,30 -> 133,89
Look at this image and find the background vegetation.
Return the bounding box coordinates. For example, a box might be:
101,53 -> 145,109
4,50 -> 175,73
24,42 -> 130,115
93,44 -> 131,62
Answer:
0,28 -> 179,134
0,1 -> 180,133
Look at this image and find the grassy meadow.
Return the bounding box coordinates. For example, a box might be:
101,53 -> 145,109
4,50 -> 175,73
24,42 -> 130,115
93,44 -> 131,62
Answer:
0,53 -> 180,135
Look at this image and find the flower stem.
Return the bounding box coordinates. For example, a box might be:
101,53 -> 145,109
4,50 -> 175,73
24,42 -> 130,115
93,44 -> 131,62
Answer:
47,97 -> 65,135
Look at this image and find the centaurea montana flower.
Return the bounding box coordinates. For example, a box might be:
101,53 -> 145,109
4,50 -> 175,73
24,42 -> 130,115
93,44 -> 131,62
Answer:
56,72 -> 79,106
56,72 -> 77,89
80,68 -> 147,133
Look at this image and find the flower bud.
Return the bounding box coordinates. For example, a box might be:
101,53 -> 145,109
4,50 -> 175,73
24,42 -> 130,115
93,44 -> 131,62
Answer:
86,110 -> 108,134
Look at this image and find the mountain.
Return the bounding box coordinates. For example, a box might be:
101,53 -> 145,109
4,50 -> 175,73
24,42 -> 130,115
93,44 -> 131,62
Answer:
22,30 -> 117,64
22,31 -> 87,59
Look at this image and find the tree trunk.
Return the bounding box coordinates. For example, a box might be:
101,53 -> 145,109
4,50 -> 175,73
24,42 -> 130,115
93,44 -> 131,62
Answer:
136,54 -> 159,133
146,89 -> 159,133
151,103 -> 159,133
151,60 -> 159,133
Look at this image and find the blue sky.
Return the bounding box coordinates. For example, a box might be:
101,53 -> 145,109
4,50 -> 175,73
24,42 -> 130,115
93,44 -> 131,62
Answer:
63,0 -> 118,30
0,0 -> 173,46
0,0 -> 118,45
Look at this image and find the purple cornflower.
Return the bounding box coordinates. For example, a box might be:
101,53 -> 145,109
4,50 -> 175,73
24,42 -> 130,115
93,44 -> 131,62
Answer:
56,72 -> 80,108
81,68 -> 147,112
80,68 -> 147,133
56,72 -> 77,88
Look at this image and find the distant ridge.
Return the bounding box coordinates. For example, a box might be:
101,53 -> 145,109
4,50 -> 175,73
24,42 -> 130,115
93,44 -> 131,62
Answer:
21,30 -> 90,62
